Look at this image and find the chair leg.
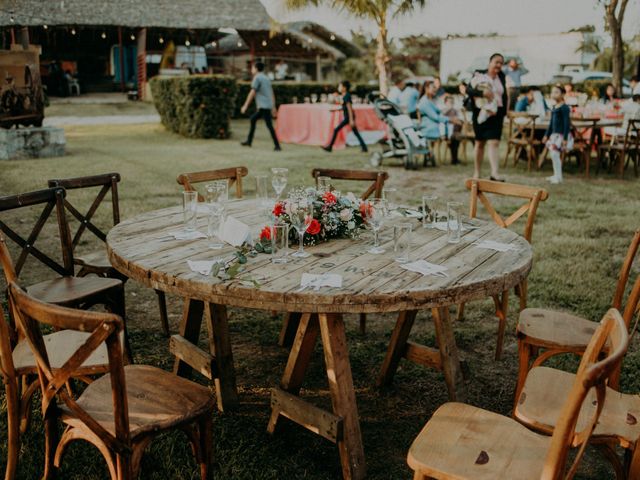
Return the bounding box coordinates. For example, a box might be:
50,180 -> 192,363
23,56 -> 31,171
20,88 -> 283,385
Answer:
5,377 -> 20,480
456,302 -> 465,321
43,415 -> 59,480
155,290 -> 170,337
108,285 -> 133,362
514,338 -> 532,409
493,291 -> 509,361
359,313 -> 367,335
628,443 -> 640,480
198,416 -> 213,480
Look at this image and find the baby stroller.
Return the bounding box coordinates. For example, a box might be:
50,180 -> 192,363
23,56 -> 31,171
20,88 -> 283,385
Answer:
369,97 -> 433,170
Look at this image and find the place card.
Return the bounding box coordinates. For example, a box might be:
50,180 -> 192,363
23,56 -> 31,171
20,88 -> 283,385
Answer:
473,240 -> 517,252
298,273 -> 343,291
400,260 -> 448,277
187,260 -> 217,276
219,216 -> 251,247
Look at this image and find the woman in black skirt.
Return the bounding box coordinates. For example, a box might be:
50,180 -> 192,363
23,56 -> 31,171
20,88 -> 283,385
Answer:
468,53 -> 508,181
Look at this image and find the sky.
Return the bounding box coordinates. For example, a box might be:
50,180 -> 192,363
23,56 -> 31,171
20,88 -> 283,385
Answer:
260,0 -> 640,41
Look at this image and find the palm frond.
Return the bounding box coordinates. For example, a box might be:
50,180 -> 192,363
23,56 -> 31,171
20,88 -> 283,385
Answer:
393,0 -> 426,17
283,0 -> 322,10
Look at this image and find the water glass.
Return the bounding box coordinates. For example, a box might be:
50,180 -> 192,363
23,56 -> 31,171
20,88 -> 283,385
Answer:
422,195 -> 438,229
382,187 -> 398,215
317,176 -> 331,193
182,191 -> 198,232
204,182 -> 226,213
207,210 -> 224,249
447,201 -> 462,244
393,223 -> 412,263
365,198 -> 386,254
256,175 -> 269,201
271,223 -> 289,264
271,167 -> 288,199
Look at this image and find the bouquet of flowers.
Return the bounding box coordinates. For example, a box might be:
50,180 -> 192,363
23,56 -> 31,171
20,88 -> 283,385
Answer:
259,189 -> 368,247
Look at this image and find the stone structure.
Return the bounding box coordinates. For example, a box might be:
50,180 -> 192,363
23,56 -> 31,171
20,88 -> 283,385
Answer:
0,126 -> 65,160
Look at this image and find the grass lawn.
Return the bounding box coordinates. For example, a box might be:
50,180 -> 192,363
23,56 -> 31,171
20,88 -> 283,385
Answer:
0,103 -> 639,479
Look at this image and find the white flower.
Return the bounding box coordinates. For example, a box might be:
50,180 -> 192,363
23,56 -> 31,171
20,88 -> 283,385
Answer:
347,221 -> 355,230
346,192 -> 358,204
339,208 -> 353,221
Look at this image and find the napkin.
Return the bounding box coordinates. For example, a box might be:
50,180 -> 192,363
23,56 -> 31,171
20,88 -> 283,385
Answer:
170,230 -> 207,241
187,260 -> 217,276
400,260 -> 448,277
432,221 -> 477,232
219,216 -> 251,247
474,240 -> 517,252
299,273 -> 343,291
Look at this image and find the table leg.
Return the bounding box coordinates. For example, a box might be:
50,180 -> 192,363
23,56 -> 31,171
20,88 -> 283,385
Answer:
376,310 -> 418,388
492,291 -> 509,361
278,312 -> 302,348
204,303 -> 239,411
173,298 -> 204,377
432,306 -> 467,402
318,313 -> 366,480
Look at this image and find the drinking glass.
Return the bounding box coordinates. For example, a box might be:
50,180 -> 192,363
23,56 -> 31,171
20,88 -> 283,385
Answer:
271,168 -> 288,199
207,210 -> 224,249
182,191 -> 198,232
214,179 -> 228,203
393,223 -> 412,263
271,223 -> 289,264
447,201 -> 462,244
317,176 -> 331,193
289,195 -> 312,258
311,93 -> 318,103
382,187 -> 398,215
204,182 -> 226,212
256,175 -> 269,201
422,195 -> 438,228
366,198 -> 386,254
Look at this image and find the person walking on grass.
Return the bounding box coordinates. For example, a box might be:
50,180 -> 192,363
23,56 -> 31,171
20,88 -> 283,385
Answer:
240,61 -> 281,151
542,84 -> 573,184
322,81 -> 368,153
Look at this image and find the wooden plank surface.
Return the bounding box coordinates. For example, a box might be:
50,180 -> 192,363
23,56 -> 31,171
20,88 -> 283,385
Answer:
107,201 -> 532,314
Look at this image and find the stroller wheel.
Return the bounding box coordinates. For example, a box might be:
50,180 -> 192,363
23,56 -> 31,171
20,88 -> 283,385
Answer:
370,151 -> 383,167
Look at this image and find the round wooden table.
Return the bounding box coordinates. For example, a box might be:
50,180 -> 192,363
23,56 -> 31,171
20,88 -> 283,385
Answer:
107,200 -> 532,480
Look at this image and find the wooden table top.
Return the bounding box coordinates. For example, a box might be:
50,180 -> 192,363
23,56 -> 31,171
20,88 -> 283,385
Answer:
106,201 -> 532,314
535,118 -> 623,130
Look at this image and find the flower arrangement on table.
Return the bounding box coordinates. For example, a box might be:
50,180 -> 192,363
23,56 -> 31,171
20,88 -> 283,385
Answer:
257,189 -> 368,249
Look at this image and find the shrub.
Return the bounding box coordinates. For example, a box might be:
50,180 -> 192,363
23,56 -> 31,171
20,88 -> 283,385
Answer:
150,75 -> 238,139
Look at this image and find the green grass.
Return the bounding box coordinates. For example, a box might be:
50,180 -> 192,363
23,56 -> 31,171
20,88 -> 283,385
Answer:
0,104 -> 639,479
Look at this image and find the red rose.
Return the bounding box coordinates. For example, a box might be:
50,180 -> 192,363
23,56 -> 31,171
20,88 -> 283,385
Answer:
273,202 -> 284,217
322,191 -> 337,206
307,218 -> 321,235
259,226 -> 271,241
359,201 -> 372,219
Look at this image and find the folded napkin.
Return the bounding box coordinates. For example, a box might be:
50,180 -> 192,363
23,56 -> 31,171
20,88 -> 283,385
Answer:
170,230 -> 207,241
299,273 -> 343,291
400,260 -> 448,277
474,240 -> 517,252
432,220 -> 477,232
403,209 -> 424,219
219,216 -> 251,247
187,260 -> 217,276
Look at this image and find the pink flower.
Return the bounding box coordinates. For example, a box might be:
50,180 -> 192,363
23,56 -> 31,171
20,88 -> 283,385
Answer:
322,191 -> 337,206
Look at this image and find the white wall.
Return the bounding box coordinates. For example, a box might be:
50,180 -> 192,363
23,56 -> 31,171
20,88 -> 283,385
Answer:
440,32 -> 591,85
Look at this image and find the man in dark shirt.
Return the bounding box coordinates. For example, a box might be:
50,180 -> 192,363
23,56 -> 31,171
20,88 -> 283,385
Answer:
241,61 -> 281,151
322,81 -> 368,153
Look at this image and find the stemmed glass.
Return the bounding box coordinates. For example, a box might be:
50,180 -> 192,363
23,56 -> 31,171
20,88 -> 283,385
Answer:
365,198 -> 386,254
271,168 -> 288,200
288,193 -> 313,258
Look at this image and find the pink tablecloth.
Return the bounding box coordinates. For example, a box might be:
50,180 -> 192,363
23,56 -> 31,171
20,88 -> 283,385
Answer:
275,103 -> 386,150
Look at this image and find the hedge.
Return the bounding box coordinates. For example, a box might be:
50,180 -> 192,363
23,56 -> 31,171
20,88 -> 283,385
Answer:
233,82 -> 378,118
150,75 -> 238,139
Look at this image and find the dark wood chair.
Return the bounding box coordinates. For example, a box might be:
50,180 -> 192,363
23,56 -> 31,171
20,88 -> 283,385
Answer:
503,112 -> 542,171
311,168 -> 388,200
457,179 -> 549,360
515,229 -> 640,402
177,166 -> 249,201
47,173 -> 167,337
0,188 -> 126,323
8,282 -> 215,480
408,308 -> 628,480
598,119 -> 640,178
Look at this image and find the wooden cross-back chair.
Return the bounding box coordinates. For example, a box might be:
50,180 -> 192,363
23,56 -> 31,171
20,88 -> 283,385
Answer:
311,168 -> 388,200
459,179 -> 549,360
0,293 -> 122,480
0,188 -> 125,324
408,308 -> 629,480
47,174 -> 167,337
598,119 -> 640,178
177,166 -> 249,202
515,229 -> 640,403
503,112 -> 543,171
8,282 -> 216,480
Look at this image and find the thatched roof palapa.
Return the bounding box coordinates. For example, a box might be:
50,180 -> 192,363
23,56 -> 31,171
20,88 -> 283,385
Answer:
0,0 -> 272,30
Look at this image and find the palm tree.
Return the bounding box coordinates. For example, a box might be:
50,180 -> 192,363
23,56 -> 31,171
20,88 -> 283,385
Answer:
600,0 -> 630,96
284,0 -> 426,94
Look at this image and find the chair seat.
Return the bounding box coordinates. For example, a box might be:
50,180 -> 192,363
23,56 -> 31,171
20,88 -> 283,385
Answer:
75,249 -> 112,270
517,308 -> 598,350
12,330 -> 123,375
60,365 -> 215,439
515,366 -> 640,445
27,276 -> 122,306
408,402 -> 550,480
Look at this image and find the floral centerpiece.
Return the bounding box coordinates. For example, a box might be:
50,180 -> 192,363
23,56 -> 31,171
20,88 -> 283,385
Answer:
258,189 -> 368,247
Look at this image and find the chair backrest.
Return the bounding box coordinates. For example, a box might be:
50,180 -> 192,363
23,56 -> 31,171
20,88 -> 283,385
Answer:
465,178 -> 549,243
623,119 -> 640,150
542,308 -> 628,480
612,230 -> 640,315
177,166 -> 248,202
48,172 -> 121,250
311,168 -> 389,200
8,282 -> 131,453
0,187 -> 74,278
507,112 -> 536,142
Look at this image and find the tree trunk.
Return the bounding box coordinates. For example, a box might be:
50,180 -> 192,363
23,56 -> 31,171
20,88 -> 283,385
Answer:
605,0 -> 629,97
375,14 -> 389,95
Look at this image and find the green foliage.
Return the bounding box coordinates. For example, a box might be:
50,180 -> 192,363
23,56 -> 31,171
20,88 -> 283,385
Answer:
592,47 -> 640,77
150,75 -> 238,139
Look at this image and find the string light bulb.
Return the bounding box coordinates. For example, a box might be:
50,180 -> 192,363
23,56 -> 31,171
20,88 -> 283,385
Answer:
71,27 -> 76,35
261,40 -> 267,47
284,38 -> 290,45
159,36 -> 164,44
237,41 -> 242,47
43,24 -> 48,30
330,34 -> 336,41
130,33 -> 135,40
307,37 -> 312,43
101,32 -> 106,39
9,14 -> 15,24
185,39 -> 191,46
211,41 -> 217,47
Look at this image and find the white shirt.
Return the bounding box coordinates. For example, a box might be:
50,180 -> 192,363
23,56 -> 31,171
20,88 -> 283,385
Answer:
633,83 -> 640,96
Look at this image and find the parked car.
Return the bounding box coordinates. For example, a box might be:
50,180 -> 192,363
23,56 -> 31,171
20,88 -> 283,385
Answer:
549,71 -> 632,96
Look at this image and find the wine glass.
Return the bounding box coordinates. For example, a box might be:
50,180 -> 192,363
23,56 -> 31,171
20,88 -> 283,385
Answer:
289,194 -> 313,258
365,199 -> 386,254
271,168 -> 288,200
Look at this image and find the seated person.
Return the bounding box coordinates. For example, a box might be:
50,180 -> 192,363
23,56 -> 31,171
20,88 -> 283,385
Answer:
603,94 -> 640,137
515,87 -> 534,112
600,83 -> 619,105
399,81 -> 420,119
418,81 -> 461,164
564,82 -> 580,106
